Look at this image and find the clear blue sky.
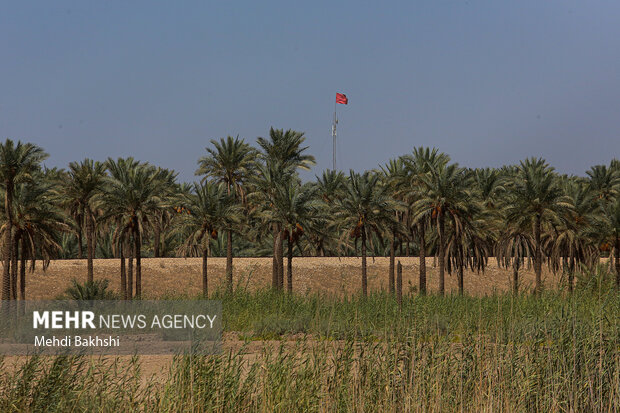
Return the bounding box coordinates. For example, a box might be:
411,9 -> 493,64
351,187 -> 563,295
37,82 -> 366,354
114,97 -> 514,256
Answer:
2,1 -> 619,182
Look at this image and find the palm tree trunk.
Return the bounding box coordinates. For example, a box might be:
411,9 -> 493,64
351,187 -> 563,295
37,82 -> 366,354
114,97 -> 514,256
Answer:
389,235 -> 395,295
77,226 -> 84,259
362,226 -> 368,297
11,233 -> 19,300
226,230 -> 233,294
2,181 -> 13,301
86,211 -> 94,283
513,261 -> 519,294
534,214 -> 542,294
438,213 -> 445,295
93,229 -> 97,261
274,228 -> 283,291
278,233 -> 284,290
202,247 -> 209,298
19,237 -> 26,301
418,224 -> 427,295
457,245 -> 464,295
397,261 -> 402,308
128,237 -> 134,300
134,227 -> 142,299
272,224 -> 279,290
120,242 -> 127,300
561,256 -> 568,289
568,256 -> 575,293
287,238 -> 293,293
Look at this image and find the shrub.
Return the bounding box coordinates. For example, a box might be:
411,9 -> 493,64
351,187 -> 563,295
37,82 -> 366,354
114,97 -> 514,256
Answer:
61,279 -> 117,300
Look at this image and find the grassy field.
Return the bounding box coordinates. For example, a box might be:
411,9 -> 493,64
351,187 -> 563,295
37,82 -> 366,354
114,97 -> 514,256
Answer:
1,260 -> 618,412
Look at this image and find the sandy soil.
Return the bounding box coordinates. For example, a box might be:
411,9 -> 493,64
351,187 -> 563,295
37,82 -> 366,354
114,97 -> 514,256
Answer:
23,256 -> 561,300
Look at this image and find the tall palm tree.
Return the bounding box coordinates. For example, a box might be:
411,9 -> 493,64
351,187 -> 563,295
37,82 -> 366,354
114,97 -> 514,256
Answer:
496,226 -> 535,294
444,196 -> 490,295
196,136 -> 256,293
472,167 -> 506,211
0,139 -> 48,301
315,169 -> 346,205
7,178 -> 67,300
179,182 -> 238,297
250,160 -> 295,290
103,158 -> 170,299
334,171 -> 402,297
151,168 -> 178,258
310,170 -> 346,257
270,181 -> 318,292
411,161 -> 471,295
380,158 -> 408,294
256,128 -> 316,288
256,127 -> 316,170
586,164 -> 619,204
402,147 -> 450,294
60,159 -> 106,283
504,158 -> 572,293
548,180 -> 598,292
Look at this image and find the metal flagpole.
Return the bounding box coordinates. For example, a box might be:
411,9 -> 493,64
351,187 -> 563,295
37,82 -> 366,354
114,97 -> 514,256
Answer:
332,97 -> 337,170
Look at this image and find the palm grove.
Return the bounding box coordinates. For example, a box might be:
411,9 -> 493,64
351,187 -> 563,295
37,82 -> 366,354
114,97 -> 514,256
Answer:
1,132 -> 619,301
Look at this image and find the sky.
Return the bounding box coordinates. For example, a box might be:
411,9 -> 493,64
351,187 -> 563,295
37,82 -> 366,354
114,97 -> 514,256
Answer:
1,1 -> 619,183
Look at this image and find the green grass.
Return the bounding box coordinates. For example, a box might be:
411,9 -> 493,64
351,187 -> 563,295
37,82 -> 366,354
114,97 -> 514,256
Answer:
219,286 -> 619,344
1,272 -> 619,412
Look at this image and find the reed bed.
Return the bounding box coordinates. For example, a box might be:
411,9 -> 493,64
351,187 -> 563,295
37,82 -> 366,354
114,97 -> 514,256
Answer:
1,282 -> 618,412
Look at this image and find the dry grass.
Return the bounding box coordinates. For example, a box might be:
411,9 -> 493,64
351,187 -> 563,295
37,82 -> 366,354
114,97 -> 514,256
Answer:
23,256 -> 562,300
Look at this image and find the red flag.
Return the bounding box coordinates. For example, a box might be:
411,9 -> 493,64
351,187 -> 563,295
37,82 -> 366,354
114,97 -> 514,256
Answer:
336,93 -> 348,104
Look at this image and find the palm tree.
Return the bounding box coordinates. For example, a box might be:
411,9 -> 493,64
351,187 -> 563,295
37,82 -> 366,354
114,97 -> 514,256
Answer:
256,127 -> 316,170
402,147 -> 450,294
315,169 -> 346,204
311,170 -> 346,257
334,171 -> 402,297
496,226 -> 535,294
0,139 -> 48,301
179,181 -> 238,297
380,158 -> 408,295
444,196 -> 490,295
270,181 -> 318,292
151,168 -> 178,258
548,180 -> 598,292
411,161 -> 471,295
256,128 -> 316,288
196,136 -> 256,293
471,167 -> 505,261
60,159 -> 106,283
103,158 -> 171,299
504,158 -> 572,293
8,178 -> 67,300
472,167 -> 506,211
586,164 -> 619,204
250,160 -> 295,290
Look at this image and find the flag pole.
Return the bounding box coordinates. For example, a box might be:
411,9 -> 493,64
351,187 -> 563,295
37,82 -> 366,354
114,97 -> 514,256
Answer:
332,97 -> 337,170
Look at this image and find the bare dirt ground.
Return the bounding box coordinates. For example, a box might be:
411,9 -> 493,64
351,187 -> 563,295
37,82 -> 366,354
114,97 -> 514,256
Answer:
24,256 -> 562,300
1,334 -> 306,386
4,257 -> 563,382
